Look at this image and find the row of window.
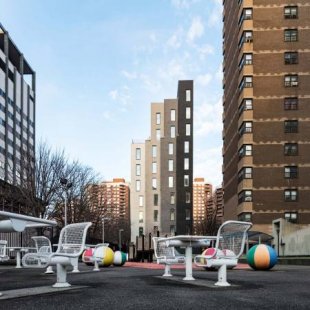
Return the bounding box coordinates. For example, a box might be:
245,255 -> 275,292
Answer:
239,51 -> 298,71
139,209 -> 176,224
0,88 -> 35,127
239,120 -> 299,136
155,107 -> 191,125
238,211 -> 298,223
239,74 -> 300,91
238,97 -> 299,116
238,189 -> 299,204
136,175 -> 191,191
238,165 -> 299,182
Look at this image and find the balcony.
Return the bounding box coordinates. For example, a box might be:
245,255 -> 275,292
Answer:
238,110 -> 253,128
238,156 -> 253,171
237,178 -> 253,193
237,201 -> 253,216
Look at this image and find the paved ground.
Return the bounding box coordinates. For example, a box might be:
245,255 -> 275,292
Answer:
0,262 -> 309,309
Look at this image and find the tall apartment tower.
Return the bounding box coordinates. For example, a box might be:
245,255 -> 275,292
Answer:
193,178 -> 212,234
0,24 -> 35,187
130,80 -> 194,241
222,1 -> 310,234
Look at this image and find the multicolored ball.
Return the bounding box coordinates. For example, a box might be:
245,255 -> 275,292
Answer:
94,246 -> 114,267
113,251 -> 127,266
247,244 -> 277,270
82,248 -> 95,266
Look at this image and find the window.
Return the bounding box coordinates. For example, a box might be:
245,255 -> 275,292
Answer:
186,107 -> 191,119
168,159 -> 173,172
154,194 -> 158,206
238,144 -> 252,158
239,8 -> 253,25
152,145 -> 157,157
284,212 -> 298,223
238,121 -> 253,135
152,162 -> 157,173
284,75 -> 298,87
170,225 -> 175,235
136,180 -> 141,191
154,210 -> 158,222
239,31 -> 253,47
238,212 -> 252,222
169,176 -> 174,188
284,97 -> 298,110
170,209 -> 175,221
284,6 -> 298,19
139,211 -> 143,223
238,190 -> 252,204
156,113 -> 161,125
139,227 -> 143,236
170,193 -> 175,204
168,143 -> 174,155
284,189 -> 298,202
238,167 -> 253,182
284,52 -> 298,64
284,143 -> 298,156
171,109 -> 176,121
184,175 -> 189,187
238,98 -> 253,115
184,158 -> 189,170
239,76 -> 253,89
239,53 -> 253,69
156,129 -> 161,140
184,141 -> 189,153
186,124 -> 191,136
153,226 -> 159,234
186,90 -> 191,101
284,166 -> 298,179
185,209 -> 191,220
170,126 -> 176,138
136,164 -> 141,176
152,178 -> 157,190
284,29 -> 298,42
284,120 -> 298,133
139,196 -> 144,207
136,148 -> 141,160
186,192 -> 191,203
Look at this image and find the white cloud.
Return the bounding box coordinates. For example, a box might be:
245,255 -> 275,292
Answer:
196,44 -> 214,55
194,146 -> 223,187
195,98 -> 222,136
108,87 -> 132,109
171,0 -> 199,10
102,111 -> 113,120
207,0 -> 222,28
109,90 -> 118,100
196,73 -> 212,86
121,70 -> 138,80
187,16 -> 204,42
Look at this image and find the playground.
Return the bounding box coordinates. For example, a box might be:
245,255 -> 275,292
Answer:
0,262 -> 309,309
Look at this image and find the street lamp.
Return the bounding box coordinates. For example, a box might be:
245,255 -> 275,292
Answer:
102,217 -> 110,243
60,178 -> 73,226
118,229 -> 124,251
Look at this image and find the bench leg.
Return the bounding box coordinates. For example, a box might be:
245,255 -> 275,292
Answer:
45,266 -> 54,274
93,259 -> 100,271
53,264 -> 71,288
163,264 -> 172,277
215,264 -> 230,287
72,257 -> 80,273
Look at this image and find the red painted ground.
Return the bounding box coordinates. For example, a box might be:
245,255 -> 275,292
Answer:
124,261 -> 251,270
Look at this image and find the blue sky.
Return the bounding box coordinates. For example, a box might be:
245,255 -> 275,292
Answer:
0,0 -> 223,187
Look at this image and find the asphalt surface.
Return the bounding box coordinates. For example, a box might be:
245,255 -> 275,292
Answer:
0,263 -> 309,310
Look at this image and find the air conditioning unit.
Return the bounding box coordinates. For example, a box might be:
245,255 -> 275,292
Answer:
245,37 -> 253,43
245,197 -> 252,202
291,81 -> 298,86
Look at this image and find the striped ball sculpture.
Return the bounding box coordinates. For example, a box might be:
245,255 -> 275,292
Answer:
247,244 -> 277,270
113,251 -> 127,266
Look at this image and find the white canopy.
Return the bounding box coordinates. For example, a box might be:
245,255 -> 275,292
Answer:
0,211 -> 57,233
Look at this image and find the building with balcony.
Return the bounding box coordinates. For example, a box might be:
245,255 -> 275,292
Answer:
222,1 -> 310,234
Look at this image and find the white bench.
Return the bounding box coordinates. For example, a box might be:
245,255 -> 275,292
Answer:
152,237 -> 185,277
194,220 -> 252,286
22,222 -> 92,287
0,240 -> 9,262
31,236 -> 54,274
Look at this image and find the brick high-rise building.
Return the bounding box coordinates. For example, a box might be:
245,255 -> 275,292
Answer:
130,80 -> 194,241
222,1 -> 310,234
192,178 -> 212,234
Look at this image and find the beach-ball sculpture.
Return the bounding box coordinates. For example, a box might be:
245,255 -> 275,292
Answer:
82,248 -> 95,266
247,244 -> 277,270
94,245 -> 114,267
200,248 -> 223,270
113,251 -> 127,266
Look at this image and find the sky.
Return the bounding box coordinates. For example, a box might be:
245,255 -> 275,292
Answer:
0,0 -> 223,187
